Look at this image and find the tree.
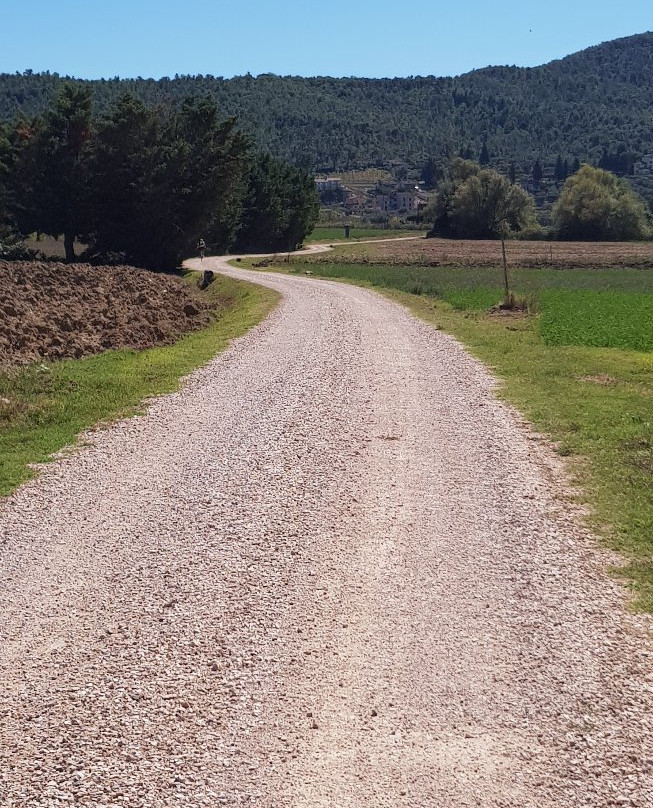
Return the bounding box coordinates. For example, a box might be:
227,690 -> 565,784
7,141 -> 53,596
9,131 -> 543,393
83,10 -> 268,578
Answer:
0,123 -> 12,236
5,85 -> 320,269
10,84 -> 93,261
90,94 -> 250,269
394,164 -> 408,181
532,158 -> 542,189
598,148 -> 635,175
420,157 -> 439,190
169,97 -> 250,260
479,139 -> 489,166
429,159 -> 538,239
90,93 -> 161,263
554,155 -> 566,182
234,152 -> 319,252
552,164 -> 651,240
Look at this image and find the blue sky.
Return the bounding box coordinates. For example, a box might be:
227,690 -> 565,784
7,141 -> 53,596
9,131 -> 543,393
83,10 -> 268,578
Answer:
3,0 -> 651,79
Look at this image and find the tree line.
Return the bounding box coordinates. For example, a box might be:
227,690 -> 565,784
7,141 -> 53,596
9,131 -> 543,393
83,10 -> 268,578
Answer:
0,86 -> 319,269
1,33 -> 652,190
426,159 -> 651,241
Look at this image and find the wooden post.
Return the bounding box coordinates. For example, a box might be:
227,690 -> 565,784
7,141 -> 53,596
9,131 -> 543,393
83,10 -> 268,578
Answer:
501,235 -> 509,298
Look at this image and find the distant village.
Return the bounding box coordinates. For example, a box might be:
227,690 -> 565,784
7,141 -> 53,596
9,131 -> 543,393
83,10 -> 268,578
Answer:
314,174 -> 429,218
315,152 -> 653,223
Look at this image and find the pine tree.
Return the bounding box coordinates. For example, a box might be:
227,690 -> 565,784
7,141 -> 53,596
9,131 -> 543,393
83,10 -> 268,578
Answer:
91,94 -> 250,269
420,157 -> 439,190
10,84 -> 93,261
0,123 -> 12,236
554,155 -> 565,182
532,159 -> 543,189
90,93 -> 160,263
235,153 -> 319,252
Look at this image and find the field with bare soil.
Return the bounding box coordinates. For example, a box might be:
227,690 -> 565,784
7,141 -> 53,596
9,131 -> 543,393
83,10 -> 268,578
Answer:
308,236 -> 653,268
0,262 -> 211,367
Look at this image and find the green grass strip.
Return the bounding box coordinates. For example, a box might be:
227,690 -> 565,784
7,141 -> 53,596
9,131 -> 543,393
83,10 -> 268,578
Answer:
0,273 -> 279,497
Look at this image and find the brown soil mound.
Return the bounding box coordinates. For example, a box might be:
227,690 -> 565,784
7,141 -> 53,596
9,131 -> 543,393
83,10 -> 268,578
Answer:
0,262 -> 212,367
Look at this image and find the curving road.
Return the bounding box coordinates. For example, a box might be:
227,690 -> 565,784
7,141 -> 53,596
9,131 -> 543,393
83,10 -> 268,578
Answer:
0,257 -> 652,807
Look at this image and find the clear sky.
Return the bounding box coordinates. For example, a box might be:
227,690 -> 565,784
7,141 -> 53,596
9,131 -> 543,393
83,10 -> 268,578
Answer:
2,0 -> 651,80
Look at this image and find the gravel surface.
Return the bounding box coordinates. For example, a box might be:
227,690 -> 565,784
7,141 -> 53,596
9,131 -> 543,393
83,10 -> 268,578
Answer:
1,256 -> 652,807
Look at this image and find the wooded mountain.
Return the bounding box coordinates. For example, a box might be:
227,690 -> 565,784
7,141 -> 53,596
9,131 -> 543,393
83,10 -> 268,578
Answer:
1,33 -> 652,178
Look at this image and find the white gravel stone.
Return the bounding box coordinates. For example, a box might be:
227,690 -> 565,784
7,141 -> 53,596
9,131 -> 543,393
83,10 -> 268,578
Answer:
0,256 -> 652,807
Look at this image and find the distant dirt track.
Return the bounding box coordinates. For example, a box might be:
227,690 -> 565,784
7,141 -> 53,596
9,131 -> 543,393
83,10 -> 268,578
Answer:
0,254 -> 651,806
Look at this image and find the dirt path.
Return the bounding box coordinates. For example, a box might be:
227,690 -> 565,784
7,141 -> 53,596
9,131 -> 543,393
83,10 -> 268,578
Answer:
1,260 -> 652,807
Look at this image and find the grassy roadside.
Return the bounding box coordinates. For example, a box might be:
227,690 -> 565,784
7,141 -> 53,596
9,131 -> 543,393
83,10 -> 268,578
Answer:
392,291 -> 652,608
0,273 -> 279,497
265,260 -> 653,611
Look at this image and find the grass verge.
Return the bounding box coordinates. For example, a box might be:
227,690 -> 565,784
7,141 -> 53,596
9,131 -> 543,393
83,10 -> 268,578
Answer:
0,273 -> 279,497
274,261 -> 653,611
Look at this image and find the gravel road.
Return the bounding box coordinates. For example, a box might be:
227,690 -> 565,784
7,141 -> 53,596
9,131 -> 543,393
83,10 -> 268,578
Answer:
1,258 -> 652,807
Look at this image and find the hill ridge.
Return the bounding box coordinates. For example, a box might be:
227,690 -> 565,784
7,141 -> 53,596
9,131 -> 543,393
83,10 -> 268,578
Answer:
2,32 -> 652,197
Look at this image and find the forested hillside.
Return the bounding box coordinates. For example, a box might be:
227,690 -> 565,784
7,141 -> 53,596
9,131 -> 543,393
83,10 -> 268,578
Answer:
1,33 -> 652,178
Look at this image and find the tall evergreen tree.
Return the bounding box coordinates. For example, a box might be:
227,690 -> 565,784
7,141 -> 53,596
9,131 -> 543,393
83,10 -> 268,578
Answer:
532,158 -> 543,189
10,84 -> 93,261
90,93 -> 160,262
420,157 -> 439,190
5,88 -> 320,268
91,95 -> 249,269
554,155 -> 565,182
0,123 -> 12,236
235,152 -> 319,252
162,96 -> 250,264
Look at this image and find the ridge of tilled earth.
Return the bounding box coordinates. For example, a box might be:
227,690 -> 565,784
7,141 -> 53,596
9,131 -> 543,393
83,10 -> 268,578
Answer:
0,263 -> 652,806
0,261 -> 211,367
304,238 -> 653,268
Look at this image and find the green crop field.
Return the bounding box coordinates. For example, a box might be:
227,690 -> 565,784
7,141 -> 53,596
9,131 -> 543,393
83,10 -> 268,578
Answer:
538,291 -> 653,351
279,258 -> 653,610
291,263 -> 653,294
289,263 -> 653,351
306,228 -> 424,244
